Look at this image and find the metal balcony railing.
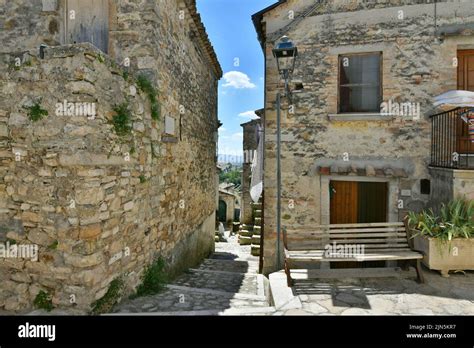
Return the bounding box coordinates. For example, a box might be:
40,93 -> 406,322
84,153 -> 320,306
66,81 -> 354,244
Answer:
430,107 -> 474,169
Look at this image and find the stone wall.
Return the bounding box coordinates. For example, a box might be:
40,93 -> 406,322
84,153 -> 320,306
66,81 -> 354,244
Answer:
241,119 -> 261,225
430,167 -> 474,211
258,0 -> 474,274
0,0 -> 220,312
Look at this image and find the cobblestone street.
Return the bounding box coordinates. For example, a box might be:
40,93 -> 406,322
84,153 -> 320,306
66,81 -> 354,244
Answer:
113,233 -> 273,315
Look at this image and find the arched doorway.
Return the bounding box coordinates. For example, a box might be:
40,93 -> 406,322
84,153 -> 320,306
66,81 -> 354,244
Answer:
218,200 -> 227,222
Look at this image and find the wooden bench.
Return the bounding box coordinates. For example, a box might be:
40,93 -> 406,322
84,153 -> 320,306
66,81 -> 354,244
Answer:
283,222 -> 424,286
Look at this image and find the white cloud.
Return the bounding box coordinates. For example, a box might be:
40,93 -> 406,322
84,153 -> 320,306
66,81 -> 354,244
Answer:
218,127 -> 226,133
222,71 -> 256,89
232,132 -> 243,140
238,111 -> 259,119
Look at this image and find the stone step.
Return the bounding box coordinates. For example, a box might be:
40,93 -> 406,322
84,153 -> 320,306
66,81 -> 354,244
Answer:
113,286 -> 268,314
251,245 -> 261,257
253,226 -> 262,233
198,258 -> 258,274
108,306 -> 276,316
239,236 -> 252,245
251,203 -> 262,210
239,229 -> 253,237
251,234 -> 261,244
239,224 -> 253,231
173,270 -> 260,295
254,217 -> 262,225
254,210 -> 262,217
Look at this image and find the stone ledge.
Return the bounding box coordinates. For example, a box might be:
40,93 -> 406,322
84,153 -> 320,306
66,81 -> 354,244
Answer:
328,113 -> 395,121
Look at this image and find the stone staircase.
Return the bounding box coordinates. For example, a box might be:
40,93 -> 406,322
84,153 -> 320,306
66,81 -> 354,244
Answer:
111,236 -> 273,316
238,202 -> 262,257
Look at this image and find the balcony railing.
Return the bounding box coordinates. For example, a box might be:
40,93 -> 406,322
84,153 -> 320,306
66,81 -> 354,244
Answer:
430,107 -> 474,169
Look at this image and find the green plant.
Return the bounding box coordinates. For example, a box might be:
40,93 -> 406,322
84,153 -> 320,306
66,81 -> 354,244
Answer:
97,54 -> 105,63
136,74 -> 160,120
25,102 -> 48,122
33,290 -> 54,312
407,199 -> 474,243
130,258 -> 167,299
139,175 -> 146,183
48,240 -> 59,250
122,70 -> 129,81
91,278 -> 124,315
112,103 -> 132,136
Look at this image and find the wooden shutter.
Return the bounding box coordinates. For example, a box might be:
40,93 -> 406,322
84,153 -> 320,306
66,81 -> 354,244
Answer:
330,181 -> 358,224
66,0 -> 109,53
457,50 -> 474,153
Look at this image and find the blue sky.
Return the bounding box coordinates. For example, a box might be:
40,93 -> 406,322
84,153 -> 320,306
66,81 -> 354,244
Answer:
197,0 -> 276,157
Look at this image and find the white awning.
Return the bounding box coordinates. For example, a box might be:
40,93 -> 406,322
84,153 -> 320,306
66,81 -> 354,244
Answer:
433,90 -> 474,107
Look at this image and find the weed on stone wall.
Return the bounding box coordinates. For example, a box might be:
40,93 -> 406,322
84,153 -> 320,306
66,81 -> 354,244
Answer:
33,290 -> 54,312
112,102 -> 132,136
130,258 -> 167,299
91,278 -> 125,315
25,102 -> 48,122
136,74 -> 160,120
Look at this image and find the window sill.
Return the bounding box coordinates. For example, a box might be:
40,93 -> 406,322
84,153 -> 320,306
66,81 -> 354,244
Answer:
328,113 -> 394,121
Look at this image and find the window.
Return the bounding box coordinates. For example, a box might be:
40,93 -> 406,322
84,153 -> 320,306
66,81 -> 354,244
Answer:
339,53 -> 382,113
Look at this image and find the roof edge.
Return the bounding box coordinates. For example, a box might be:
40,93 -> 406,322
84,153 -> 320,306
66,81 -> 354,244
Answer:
252,0 -> 288,50
185,0 -> 223,78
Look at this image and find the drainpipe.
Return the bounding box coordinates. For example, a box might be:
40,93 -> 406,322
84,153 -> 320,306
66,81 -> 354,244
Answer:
276,70 -> 290,271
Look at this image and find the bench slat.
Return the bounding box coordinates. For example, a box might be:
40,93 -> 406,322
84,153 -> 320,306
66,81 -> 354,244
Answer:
325,238 -> 408,244
287,222 -> 404,231
287,250 -> 423,261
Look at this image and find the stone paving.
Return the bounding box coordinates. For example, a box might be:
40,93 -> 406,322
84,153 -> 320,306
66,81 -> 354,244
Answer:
275,269 -> 474,316
112,233 -> 272,315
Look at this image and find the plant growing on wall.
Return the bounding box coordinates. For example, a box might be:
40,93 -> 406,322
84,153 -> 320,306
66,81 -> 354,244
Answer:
25,102 -> 48,122
130,257 -> 167,299
112,102 -> 132,136
136,74 -> 160,120
33,290 -> 54,312
91,278 -> 125,314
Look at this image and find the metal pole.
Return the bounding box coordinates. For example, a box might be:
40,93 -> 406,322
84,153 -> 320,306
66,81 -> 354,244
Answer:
276,91 -> 281,271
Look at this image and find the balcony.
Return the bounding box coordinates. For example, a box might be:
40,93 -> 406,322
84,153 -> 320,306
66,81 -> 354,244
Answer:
430,107 -> 474,169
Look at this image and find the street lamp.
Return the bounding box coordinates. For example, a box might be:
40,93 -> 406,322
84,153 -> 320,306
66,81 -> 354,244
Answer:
272,36 -> 298,271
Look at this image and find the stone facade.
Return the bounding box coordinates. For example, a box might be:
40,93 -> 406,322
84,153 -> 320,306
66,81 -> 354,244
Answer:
241,117 -> 262,225
0,0 -> 221,311
254,0 -> 474,274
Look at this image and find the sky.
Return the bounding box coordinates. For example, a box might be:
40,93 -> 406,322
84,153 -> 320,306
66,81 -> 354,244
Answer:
196,0 -> 276,158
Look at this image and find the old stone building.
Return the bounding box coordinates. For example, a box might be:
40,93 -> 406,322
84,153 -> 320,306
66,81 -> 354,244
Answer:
253,0 -> 474,274
240,111 -> 262,225
0,0 -> 221,311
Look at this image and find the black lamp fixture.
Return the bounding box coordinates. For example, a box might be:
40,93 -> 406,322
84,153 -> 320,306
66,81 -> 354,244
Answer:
272,36 -> 298,76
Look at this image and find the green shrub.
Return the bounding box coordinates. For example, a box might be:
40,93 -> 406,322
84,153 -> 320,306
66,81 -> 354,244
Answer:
136,75 -> 160,120
130,258 -> 167,299
139,175 -> 146,183
407,199 -> 474,243
25,102 -> 48,122
91,278 -> 124,315
112,103 -> 132,136
33,290 -> 54,312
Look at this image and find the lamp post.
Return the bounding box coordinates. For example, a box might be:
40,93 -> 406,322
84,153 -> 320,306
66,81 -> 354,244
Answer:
272,36 -> 298,270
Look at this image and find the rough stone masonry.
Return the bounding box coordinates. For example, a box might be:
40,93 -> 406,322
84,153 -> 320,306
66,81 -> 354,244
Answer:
254,0 -> 474,274
0,0 -> 222,312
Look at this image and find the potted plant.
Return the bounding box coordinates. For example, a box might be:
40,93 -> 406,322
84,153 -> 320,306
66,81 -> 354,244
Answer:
407,199 -> 474,277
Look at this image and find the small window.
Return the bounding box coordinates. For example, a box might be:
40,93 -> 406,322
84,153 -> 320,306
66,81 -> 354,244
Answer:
420,179 -> 431,195
339,52 -> 382,113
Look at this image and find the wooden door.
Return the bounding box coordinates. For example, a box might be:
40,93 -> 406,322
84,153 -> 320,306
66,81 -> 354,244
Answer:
457,50 -> 474,153
357,182 -> 388,223
330,181 -> 358,224
66,0 -> 109,53
329,181 -> 387,268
